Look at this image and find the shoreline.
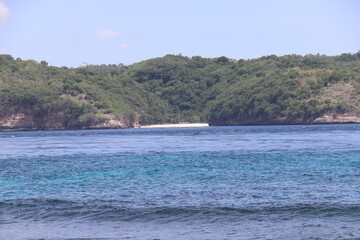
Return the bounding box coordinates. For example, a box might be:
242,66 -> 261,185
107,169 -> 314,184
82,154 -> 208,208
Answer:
1,122 -> 359,132
137,123 -> 209,128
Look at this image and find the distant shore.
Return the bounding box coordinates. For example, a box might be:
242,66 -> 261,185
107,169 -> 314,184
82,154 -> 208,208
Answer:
138,123 -> 209,128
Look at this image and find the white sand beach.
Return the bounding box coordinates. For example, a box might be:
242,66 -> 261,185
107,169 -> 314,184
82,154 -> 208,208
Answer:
138,123 -> 209,128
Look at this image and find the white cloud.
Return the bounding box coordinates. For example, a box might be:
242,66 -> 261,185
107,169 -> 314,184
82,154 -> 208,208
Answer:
117,42 -> 129,49
0,1 -> 9,27
94,29 -> 120,40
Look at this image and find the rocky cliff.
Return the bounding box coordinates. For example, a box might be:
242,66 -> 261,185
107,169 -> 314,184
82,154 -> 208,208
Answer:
0,110 -> 131,131
313,112 -> 360,124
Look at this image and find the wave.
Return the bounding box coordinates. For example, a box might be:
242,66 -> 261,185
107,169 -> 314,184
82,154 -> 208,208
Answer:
2,198 -> 360,223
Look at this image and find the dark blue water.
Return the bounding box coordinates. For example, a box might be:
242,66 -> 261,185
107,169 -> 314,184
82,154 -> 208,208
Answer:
1,125 -> 360,240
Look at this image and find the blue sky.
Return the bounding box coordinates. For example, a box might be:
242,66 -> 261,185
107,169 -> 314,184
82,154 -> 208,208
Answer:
0,0 -> 359,67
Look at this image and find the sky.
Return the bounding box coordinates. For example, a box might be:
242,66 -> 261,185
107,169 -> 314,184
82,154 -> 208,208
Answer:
0,0 -> 359,67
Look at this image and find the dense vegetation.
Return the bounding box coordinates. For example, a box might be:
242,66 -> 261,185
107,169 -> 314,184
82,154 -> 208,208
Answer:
0,52 -> 359,129
0,55 -> 168,128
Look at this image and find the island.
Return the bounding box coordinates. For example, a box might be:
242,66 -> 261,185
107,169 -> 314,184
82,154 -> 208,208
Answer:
1,52 -> 359,131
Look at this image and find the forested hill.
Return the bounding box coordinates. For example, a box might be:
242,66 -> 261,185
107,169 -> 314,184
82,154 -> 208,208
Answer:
1,52 -> 360,130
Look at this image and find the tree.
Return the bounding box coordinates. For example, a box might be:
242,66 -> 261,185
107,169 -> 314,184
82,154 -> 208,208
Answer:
40,60 -> 48,66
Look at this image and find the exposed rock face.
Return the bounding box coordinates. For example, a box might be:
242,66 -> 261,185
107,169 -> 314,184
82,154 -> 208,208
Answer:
0,112 -> 38,130
0,110 -> 130,131
90,117 -> 130,129
313,113 -> 360,124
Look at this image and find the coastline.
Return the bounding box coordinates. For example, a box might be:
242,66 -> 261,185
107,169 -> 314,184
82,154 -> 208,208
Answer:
1,115 -> 360,132
137,123 -> 209,128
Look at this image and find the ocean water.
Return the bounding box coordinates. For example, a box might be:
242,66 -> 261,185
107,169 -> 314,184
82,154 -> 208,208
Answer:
1,125 -> 360,240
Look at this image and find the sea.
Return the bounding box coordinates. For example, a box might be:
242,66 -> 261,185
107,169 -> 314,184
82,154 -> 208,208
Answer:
1,124 -> 360,240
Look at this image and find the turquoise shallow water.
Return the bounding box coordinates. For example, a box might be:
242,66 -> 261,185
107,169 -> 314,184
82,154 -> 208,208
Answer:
1,125 -> 360,240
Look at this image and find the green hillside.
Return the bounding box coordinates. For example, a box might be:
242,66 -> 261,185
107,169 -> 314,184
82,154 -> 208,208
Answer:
0,52 -> 359,130
0,55 -> 167,129
207,53 -> 360,125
